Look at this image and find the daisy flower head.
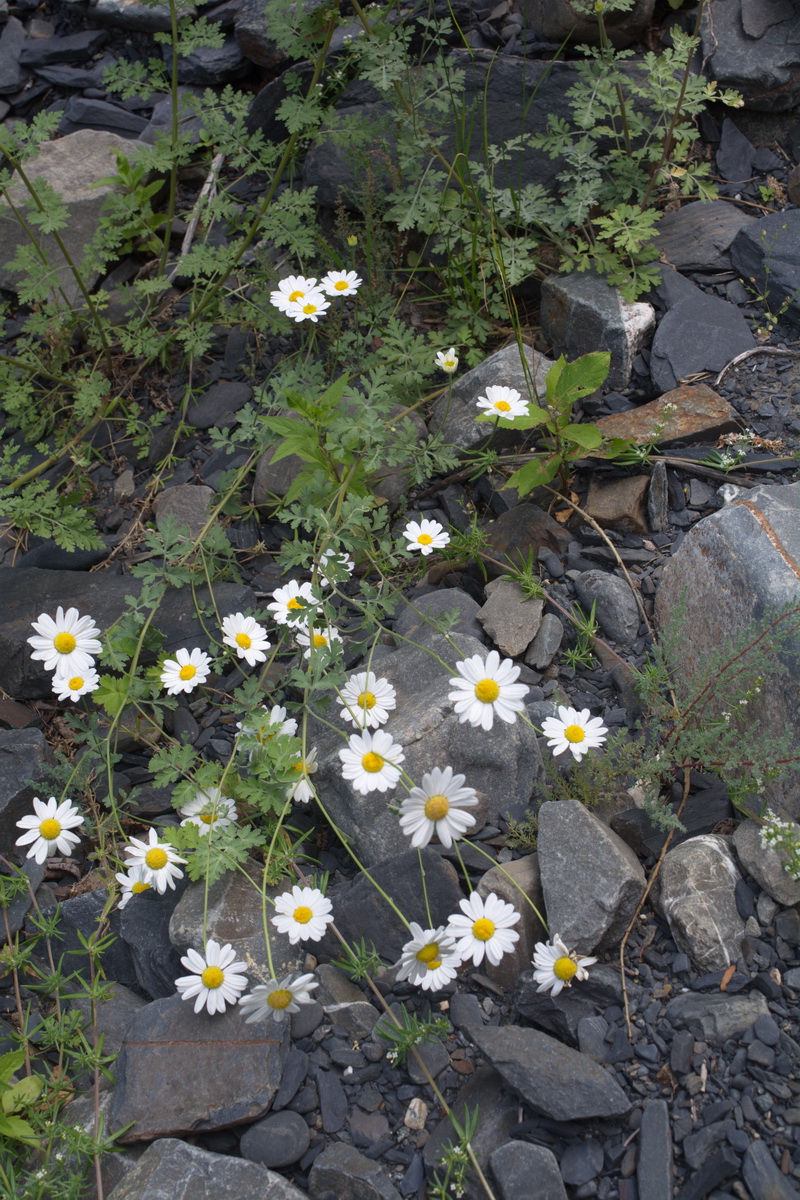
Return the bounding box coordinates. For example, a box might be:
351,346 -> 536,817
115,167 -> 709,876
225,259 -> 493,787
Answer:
320,269 -> 362,297
272,885 -> 333,944
446,892 -> 520,967
160,647 -> 211,696
179,788 -> 237,835
52,666 -> 100,703
285,291 -> 330,323
476,385 -> 528,419
28,607 -> 101,677
402,518 -> 450,557
533,934 -> 597,997
286,746 -> 318,803
269,274 -> 318,312
396,923 -> 461,992
295,623 -> 342,660
318,549 -> 355,588
540,705 -> 608,762
339,728 -> 405,795
435,348 -> 459,374
123,828 -> 186,894
115,865 -> 152,909
220,613 -> 271,667
239,973 -> 319,1024
448,650 -> 528,731
267,580 -> 319,627
338,670 -> 397,730
175,940 -> 248,1015
398,766 -> 477,849
16,797 -> 83,865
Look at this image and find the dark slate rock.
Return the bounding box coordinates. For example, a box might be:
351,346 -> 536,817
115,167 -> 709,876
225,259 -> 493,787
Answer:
674,1147 -> 740,1200
449,993 -> 485,1030
649,291 -> 755,393
172,37 -> 252,85
17,540 -> 112,570
235,0 -> 327,67
423,1066 -> 519,1200
0,19 -> 29,95
611,784 -> 733,857
716,118 -> 755,183
700,0 -> 800,112
60,97 -> 149,138
185,381 -> 253,429
392,587 -> 487,647
0,857 -> 46,939
731,209 -> 800,322
105,1137 -> 308,1199
272,1047 -> 309,1110
68,981 -> 147,1090
19,29 -> 108,64
637,1098 -> 672,1200
463,1024 -> 630,1121
654,202 -> 755,273
34,58 -> 115,88
119,878 -> 190,1000
0,727 -> 50,852
515,966 -> 624,1047
559,1139 -> 603,1186
309,1142 -> 403,1200
406,1037 -> 450,1084
34,889 -> 138,990
665,992 -> 769,1042
239,1109 -> 310,1168
753,1014 -> 781,1047
683,1120 -> 737,1169
317,1068 -> 348,1133
110,994 -> 289,1142
489,1140 -> 567,1200
743,1138 -> 798,1200
573,570 -> 640,646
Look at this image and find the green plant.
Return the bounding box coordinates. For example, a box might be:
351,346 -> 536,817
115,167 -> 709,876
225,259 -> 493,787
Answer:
430,1104 -> 479,1200
375,1005 -> 452,1067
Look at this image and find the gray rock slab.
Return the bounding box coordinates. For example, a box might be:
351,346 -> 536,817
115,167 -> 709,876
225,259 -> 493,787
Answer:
0,727 -> 50,855
68,982 -> 147,1090
106,1137 -> 308,1199
743,1138 -> 799,1200
423,1066 -> 519,1200
239,1109 -> 310,1167
525,613 -> 564,670
478,579 -> 543,657
637,1098 -> 672,1200
700,0 -> 800,112
733,817 -> 800,906
120,877 -> 191,999
515,964 -> 624,1048
489,1140 -> 567,1200
392,587 -> 486,647
654,200 -> 755,271
573,570 -> 640,646
522,0 -> 654,47
731,209 -> 800,322
34,888 -> 138,990
665,991 -> 769,1042
0,856 -> 46,939
154,483 -> 215,540
0,130 -> 145,302
655,835 -> 745,972
186,381 -> 252,429
110,994 -> 289,1142
655,481 -> 800,819
540,270 -> 655,389
0,19 -> 29,95
649,291 -> 755,393
537,799 -> 646,955
309,1141 -> 402,1200
463,1024 -> 630,1120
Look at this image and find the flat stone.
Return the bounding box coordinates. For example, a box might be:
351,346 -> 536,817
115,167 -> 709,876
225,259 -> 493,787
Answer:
110,994 -> 288,1142
120,878 -> 190,999
154,483 -> 215,541
34,889 -> 137,990
731,209 -> 800,322
559,1139 -> 603,1186
239,1110 -> 310,1167
185,381 -> 252,429
655,835 -> 745,972
594,384 -> 739,448
654,200 -> 754,271
105,1137 -> 307,1199
0,728 -> 50,858
317,1067 -> 348,1133
573,569 -> 640,645
733,818 -> 800,906
515,965 -> 624,1048
665,991 -> 769,1042
674,1147 -> 740,1200
478,578 -> 544,656
648,292 -> 755,393
525,613 -> 564,670
463,1024 -> 630,1120
0,19 -> 29,95
18,28 -> 108,64
700,0 -> 800,112
309,1142 -> 402,1200
392,587 -> 487,647
92,0 -> 192,31
482,504 -> 571,575
68,982 -> 147,1091
743,1138 -> 798,1200
489,1140 -> 567,1200
60,97 -> 149,138
717,118 -> 755,184
584,475 -> 650,536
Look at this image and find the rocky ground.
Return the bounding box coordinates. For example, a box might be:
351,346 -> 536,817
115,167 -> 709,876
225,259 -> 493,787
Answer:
2,1 -> 800,1199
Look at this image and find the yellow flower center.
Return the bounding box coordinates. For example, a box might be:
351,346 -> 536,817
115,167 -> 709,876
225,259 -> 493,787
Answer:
145,847 -> 168,870
416,943 -> 439,964
235,632 -> 252,649
54,632 -> 77,654
424,795 -> 449,821
131,881 -> 150,895
362,752 -> 384,773
475,678 -> 499,703
39,818 -> 61,840
472,918 -> 495,941
313,634 -> 328,647
201,966 -> 224,989
427,959 -> 442,971
199,811 -> 217,824
293,906 -> 313,924
564,725 -> 586,743
347,235 -> 357,246
334,280 -> 348,291
268,988 -> 292,1010
179,664 -> 196,681
357,691 -> 376,710
417,533 -> 433,545
302,302 -> 317,314
445,359 -> 455,369
68,676 -> 84,691
287,598 -> 303,610
288,289 -> 303,302
554,956 -> 578,981
495,400 -> 511,412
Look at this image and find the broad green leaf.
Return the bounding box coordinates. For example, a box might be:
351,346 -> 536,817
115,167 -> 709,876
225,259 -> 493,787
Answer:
0,1112 -> 38,1143
507,453 -> 561,497
551,352 -> 611,407
0,1050 -> 25,1088
3,1075 -> 42,1113
561,422 -> 604,450
93,675 -> 129,718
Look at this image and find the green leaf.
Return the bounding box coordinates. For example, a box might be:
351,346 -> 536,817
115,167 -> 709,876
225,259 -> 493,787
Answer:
561,422 -> 604,450
0,1112 -> 39,1143
2,1075 -> 42,1113
0,1050 -> 25,1088
550,353 -> 611,410
93,675 -> 129,718
506,453 -> 561,497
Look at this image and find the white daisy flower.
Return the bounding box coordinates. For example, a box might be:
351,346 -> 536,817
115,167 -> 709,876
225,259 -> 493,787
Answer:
269,274 -> 318,312
540,705 -> 609,762
220,613 -> 271,667
28,607 -> 101,677
179,788 -> 237,835
52,666 -> 100,703
272,885 -> 333,943
532,934 -> 597,997
15,797 -> 84,865
115,865 -> 152,909
448,650 -> 529,731
396,923 -> 461,991
160,647 -> 211,695
318,549 -> 355,588
286,747 -> 318,803
174,939 -> 249,1015
237,703 -> 298,748
239,973 -> 319,1024
339,729 -> 405,795
475,385 -> 528,418
284,291 -> 330,323
446,892 -> 520,967
320,269 -> 362,297
338,670 -> 397,730
435,348 -> 458,374
295,624 -> 342,659
267,580 -> 319,627
402,518 -> 450,557
122,828 -> 186,894
397,766 -> 478,849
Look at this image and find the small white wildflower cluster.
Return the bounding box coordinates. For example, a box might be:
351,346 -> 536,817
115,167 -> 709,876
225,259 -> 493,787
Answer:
160,610 -> 273,696
759,809 -> 800,881
28,606 -> 102,703
394,891 -> 522,993
269,271 -> 362,324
